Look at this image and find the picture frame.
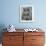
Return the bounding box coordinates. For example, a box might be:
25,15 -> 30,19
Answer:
20,5 -> 34,22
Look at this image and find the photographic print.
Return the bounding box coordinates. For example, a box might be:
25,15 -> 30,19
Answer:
20,5 -> 34,22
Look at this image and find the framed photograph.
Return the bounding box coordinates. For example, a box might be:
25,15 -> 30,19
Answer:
20,5 -> 34,22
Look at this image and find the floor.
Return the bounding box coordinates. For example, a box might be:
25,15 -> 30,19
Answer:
0,44 -> 2,46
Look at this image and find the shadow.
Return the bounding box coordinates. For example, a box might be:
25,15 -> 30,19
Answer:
0,24 -> 7,43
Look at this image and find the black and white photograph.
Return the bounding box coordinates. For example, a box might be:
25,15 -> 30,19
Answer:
20,5 -> 34,22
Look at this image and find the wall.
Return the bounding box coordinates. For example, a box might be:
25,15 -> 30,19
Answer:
0,0 -> 46,29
